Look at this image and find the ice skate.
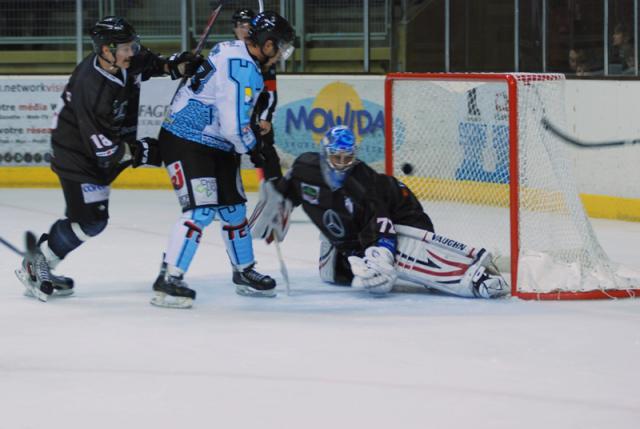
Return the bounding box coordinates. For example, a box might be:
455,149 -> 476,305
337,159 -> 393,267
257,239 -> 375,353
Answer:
233,264 -> 276,297
151,263 -> 196,309
21,273 -> 75,298
19,235 -> 75,298
15,249 -> 54,302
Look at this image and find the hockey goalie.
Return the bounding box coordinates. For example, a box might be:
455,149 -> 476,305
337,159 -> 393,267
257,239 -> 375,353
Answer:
250,125 -> 509,298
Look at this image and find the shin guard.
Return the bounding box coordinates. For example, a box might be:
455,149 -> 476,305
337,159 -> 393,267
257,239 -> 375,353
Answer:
165,208 -> 215,272
218,204 -> 254,270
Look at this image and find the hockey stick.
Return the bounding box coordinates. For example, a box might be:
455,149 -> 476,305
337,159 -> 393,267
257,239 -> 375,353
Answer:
167,0 -> 226,107
0,231 -> 37,257
542,117 -> 640,148
258,0 -> 264,13
274,239 -> 290,296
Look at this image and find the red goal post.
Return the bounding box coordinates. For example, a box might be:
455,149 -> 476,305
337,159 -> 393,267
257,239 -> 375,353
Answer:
384,72 -> 640,300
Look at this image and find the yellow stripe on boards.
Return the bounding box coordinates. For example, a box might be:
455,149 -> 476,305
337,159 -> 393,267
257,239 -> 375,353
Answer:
2,168 -> 639,222
396,175 -> 640,222
580,194 -> 640,223
0,166 -> 261,191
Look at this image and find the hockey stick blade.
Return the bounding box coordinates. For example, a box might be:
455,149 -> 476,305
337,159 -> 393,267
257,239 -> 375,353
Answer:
542,117 -> 640,148
25,231 -> 37,257
0,231 -> 36,257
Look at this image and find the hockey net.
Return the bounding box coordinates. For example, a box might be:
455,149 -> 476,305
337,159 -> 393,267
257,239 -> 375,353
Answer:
385,73 -> 640,300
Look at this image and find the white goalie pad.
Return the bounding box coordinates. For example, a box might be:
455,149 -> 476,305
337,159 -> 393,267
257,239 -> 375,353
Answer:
394,225 -> 508,298
248,180 -> 293,243
319,234 -> 338,283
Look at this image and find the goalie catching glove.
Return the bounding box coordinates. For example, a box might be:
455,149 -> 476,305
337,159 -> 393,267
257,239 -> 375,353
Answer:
248,179 -> 293,243
128,137 -> 162,167
348,246 -> 397,295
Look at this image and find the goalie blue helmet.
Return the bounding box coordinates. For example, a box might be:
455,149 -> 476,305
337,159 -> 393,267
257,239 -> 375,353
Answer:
320,125 -> 357,190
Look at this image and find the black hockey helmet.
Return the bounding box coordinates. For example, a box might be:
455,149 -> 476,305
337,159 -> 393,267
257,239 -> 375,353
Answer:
232,8 -> 255,25
248,11 -> 295,59
90,16 -> 139,54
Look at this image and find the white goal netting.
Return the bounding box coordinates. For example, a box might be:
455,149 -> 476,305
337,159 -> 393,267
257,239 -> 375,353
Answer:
387,73 -> 640,299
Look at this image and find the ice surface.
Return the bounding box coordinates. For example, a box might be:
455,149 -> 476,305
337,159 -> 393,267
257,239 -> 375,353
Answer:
1,189 -> 639,429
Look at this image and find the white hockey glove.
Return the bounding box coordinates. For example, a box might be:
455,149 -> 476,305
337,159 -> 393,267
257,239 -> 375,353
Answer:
348,246 -> 397,295
248,180 -> 293,243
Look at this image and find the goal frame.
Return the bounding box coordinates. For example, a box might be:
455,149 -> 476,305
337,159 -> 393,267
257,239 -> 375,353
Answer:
384,72 -> 640,300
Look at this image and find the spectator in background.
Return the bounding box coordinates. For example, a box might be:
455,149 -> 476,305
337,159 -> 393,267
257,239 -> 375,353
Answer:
610,23 -> 634,75
568,47 -> 586,74
575,60 -> 590,76
568,46 -> 604,76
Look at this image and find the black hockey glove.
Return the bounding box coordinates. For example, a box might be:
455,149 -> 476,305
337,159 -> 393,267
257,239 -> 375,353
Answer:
96,143 -> 126,170
167,51 -> 204,80
129,137 -> 162,168
248,146 -> 266,168
248,126 -> 265,168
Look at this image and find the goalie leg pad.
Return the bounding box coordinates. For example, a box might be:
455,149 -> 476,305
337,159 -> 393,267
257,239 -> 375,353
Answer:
165,208 -> 215,272
395,224 -> 486,261
218,204 -> 254,270
318,234 -> 353,285
395,228 -> 507,298
249,180 -> 292,243
319,234 -> 337,283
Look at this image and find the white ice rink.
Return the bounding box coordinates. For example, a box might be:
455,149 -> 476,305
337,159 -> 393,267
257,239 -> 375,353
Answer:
1,188 -> 639,429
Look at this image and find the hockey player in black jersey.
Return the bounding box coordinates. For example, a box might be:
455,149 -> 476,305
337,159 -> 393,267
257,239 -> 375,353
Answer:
250,126 -> 510,298
15,16 -> 203,302
232,8 -> 283,180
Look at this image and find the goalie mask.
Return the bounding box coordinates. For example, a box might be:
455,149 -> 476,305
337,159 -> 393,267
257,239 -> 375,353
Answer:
320,126 -> 357,190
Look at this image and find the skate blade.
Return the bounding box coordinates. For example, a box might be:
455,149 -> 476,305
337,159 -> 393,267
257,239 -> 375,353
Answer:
150,292 -> 193,309
53,287 -> 75,297
24,287 -> 74,298
235,285 -> 277,298
14,268 -> 50,302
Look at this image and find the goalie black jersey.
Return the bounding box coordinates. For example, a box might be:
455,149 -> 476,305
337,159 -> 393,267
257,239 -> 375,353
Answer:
50,48 -> 167,185
276,152 -> 434,253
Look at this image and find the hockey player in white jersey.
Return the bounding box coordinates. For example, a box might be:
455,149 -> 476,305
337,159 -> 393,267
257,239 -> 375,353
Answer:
152,11 -> 295,308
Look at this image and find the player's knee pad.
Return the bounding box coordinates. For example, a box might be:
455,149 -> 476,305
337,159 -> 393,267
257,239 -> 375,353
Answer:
217,204 -> 254,269
190,207 -> 216,228
76,219 -> 108,238
46,218 -> 107,260
166,208 -> 216,272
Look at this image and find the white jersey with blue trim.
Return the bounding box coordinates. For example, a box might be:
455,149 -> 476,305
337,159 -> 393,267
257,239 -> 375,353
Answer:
162,40 -> 264,154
